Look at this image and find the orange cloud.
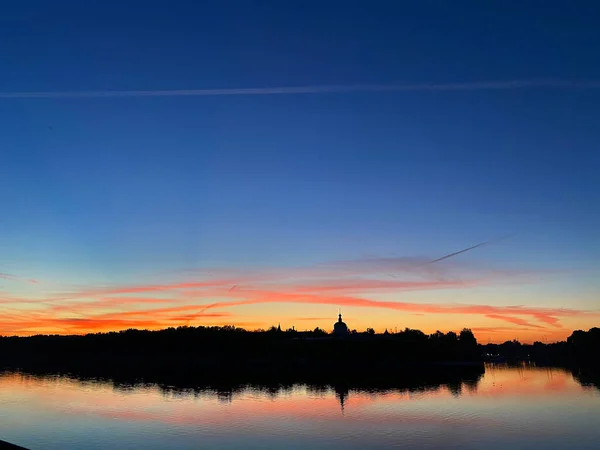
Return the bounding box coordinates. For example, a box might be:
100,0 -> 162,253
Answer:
0,312 -> 233,335
484,314 -> 546,328
197,288 -> 593,328
532,313 -> 562,327
93,305 -> 232,320
48,297 -> 175,313
294,317 -> 332,321
1,254 -> 594,340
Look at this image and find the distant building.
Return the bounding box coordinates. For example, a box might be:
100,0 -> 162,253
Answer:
333,312 -> 349,336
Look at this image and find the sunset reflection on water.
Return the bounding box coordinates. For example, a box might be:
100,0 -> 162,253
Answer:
0,365 -> 598,450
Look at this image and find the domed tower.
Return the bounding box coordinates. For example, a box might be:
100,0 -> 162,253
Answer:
333,311 -> 349,336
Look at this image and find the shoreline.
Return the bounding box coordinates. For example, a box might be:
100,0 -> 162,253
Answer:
0,440 -> 28,450
1,360 -> 485,391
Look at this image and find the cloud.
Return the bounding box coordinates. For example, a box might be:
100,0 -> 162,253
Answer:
3,243 -> 592,338
1,80 -> 599,99
290,279 -> 478,293
0,273 -> 38,284
0,312 -> 233,335
532,313 -> 562,327
294,317 -> 332,321
49,297 -> 174,312
196,288 -> 595,329
55,280 -> 236,299
484,314 -> 545,329
92,305 -> 232,320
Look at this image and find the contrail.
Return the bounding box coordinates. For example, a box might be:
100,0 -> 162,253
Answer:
426,234 -> 516,265
1,80 -> 599,99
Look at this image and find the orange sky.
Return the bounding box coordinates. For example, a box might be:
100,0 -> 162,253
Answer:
1,256 -> 598,343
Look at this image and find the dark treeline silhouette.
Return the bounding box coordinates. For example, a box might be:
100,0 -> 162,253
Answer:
571,367 -> 600,391
0,326 -> 482,381
0,439 -> 28,450
480,327 -> 600,368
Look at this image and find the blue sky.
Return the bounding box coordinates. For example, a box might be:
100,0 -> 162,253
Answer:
0,1 -> 599,339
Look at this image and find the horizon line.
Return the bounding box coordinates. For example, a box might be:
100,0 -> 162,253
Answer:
3,322 -> 582,344
2,79 -> 600,99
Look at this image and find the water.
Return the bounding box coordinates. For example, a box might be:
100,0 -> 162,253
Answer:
0,365 -> 599,449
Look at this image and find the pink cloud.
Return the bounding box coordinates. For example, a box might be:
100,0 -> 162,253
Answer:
484,314 -> 545,328
196,288 -> 595,329
2,252 -> 591,339
93,304 -> 228,319
49,297 -> 174,312
290,279 -> 478,293
532,313 -> 562,327
54,280 -> 237,299
0,273 -> 38,284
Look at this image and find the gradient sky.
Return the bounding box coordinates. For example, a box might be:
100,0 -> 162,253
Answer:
1,1 -> 599,342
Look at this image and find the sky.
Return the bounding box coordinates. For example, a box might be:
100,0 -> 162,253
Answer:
1,1 -> 599,343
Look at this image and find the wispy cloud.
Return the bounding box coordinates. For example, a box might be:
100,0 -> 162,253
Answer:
196,288 -> 592,327
485,314 -> 546,329
532,313 -> 563,327
1,80 -> 599,99
49,296 -> 174,312
294,317 -> 332,321
290,279 -> 478,293
0,312 -> 232,335
0,273 -> 38,284
2,241 -> 594,338
92,305 -> 231,320
55,280 -> 236,299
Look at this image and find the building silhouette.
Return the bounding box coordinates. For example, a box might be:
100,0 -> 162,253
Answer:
333,311 -> 349,336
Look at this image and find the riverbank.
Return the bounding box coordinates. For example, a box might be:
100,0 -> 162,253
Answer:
0,439 -> 28,450
1,356 -> 485,388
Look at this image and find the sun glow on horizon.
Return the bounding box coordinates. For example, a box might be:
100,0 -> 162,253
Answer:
1,255 -> 597,344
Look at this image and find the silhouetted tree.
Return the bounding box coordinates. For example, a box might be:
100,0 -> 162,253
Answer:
445,331 -> 458,342
459,329 -> 477,346
430,330 -> 445,340
0,323 -> 495,381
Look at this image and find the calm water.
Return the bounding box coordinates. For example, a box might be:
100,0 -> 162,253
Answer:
1,365 -> 599,449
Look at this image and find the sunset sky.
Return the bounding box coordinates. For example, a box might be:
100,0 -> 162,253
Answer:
1,1 -> 599,342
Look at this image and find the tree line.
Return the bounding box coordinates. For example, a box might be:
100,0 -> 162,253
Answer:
480,327 -> 600,368
0,325 -> 482,380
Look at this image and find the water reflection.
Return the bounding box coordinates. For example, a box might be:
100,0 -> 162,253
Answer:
1,364 -> 598,408
0,365 -> 598,450
1,365 -> 486,407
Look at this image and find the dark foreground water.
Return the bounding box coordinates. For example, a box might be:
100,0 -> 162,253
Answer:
0,365 -> 599,450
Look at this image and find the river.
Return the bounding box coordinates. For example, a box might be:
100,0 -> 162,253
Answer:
0,364 -> 598,449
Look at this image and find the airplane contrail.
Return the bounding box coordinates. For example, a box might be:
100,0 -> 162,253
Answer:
1,80 -> 599,99
426,234 -> 516,265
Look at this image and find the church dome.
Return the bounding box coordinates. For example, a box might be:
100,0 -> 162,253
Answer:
333,313 -> 349,335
